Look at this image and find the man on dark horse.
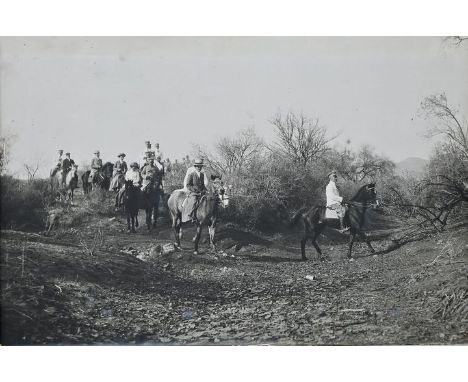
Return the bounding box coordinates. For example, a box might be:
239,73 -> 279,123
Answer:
90,150 -> 102,183
110,153 -> 128,191
326,170 -> 349,233
61,152 -> 76,187
184,159 -> 208,223
141,153 -> 165,228
50,149 -> 63,177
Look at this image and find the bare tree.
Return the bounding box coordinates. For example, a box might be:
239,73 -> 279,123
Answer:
421,93 -> 468,163
24,163 -> 40,182
0,132 -> 17,175
326,144 -> 395,183
270,111 -> 337,167
444,36 -> 468,47
194,128 -> 265,175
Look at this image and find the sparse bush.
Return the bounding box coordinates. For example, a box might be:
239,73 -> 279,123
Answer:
1,176 -> 54,231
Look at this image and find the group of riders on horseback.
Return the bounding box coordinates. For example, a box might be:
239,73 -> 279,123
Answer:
50,141 -> 378,259
49,141 -> 216,226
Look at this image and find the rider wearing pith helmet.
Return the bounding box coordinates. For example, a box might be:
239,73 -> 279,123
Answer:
130,162 -> 139,169
326,169 -> 349,232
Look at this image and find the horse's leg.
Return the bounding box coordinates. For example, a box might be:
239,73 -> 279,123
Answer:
173,215 -> 182,248
300,234 -> 308,261
348,232 -> 356,259
152,192 -> 160,229
135,212 -> 139,228
146,207 -> 151,230
127,213 -> 131,232
193,224 -> 202,255
131,214 -> 136,233
311,223 -> 326,261
208,218 -> 217,252
359,231 -> 375,254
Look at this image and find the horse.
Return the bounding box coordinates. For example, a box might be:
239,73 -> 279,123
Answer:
139,182 -> 163,230
167,176 -> 229,255
290,183 -> 379,261
82,162 -> 114,193
81,171 -> 92,194
123,180 -> 140,233
50,168 -> 63,192
63,165 -> 79,203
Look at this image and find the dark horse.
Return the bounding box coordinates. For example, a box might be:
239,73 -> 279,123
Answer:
290,183 -> 379,261
81,162 -> 113,194
167,177 -> 229,255
123,180 -> 140,233
140,180 -> 164,230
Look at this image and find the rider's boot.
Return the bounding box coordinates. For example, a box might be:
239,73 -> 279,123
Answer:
339,218 -> 350,233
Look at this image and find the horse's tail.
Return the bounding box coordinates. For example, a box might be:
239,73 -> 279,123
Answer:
289,207 -> 307,229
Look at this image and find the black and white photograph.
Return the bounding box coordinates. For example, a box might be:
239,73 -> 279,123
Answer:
1,1 -> 468,378
1,35 -> 466,349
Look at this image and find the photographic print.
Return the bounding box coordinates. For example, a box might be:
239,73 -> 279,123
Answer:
1,37 -> 467,346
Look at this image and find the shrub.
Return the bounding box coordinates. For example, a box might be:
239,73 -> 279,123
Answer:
1,176 -> 54,231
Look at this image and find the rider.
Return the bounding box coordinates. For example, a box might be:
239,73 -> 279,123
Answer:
141,141 -> 154,168
141,153 -> 164,228
116,162 -> 142,207
183,158 -> 208,191
185,159 -> 208,223
51,149 -> 64,177
141,153 -> 164,193
90,150 -> 102,183
326,170 -> 349,233
110,153 -> 128,191
153,142 -> 163,162
61,152 -> 75,186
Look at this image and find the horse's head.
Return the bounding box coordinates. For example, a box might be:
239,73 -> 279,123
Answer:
102,162 -> 114,177
210,175 -> 230,208
69,165 -> 78,176
352,183 -> 379,207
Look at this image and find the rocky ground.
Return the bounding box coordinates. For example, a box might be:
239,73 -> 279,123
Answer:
1,192 -> 467,345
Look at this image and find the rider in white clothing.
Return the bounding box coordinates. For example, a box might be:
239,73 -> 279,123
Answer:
326,171 -> 349,232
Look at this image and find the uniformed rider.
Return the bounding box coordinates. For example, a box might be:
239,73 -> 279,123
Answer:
90,150 -> 103,183
61,152 -> 75,186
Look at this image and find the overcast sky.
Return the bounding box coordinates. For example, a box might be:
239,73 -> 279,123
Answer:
1,37 -> 467,178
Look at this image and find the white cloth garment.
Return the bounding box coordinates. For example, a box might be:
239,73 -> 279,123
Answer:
125,169 -> 141,184
326,180 -> 343,207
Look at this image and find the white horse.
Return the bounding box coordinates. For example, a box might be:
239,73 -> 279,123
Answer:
64,165 -> 79,203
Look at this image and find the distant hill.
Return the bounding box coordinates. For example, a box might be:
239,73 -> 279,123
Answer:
395,157 -> 429,177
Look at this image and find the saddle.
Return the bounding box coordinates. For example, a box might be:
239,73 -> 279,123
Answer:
181,192 -> 205,223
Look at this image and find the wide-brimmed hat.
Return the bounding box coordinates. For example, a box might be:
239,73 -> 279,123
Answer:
58,149 -> 63,153
327,170 -> 337,178
194,159 -> 204,167
118,153 -> 126,158
94,150 -> 100,154
65,152 -> 71,155
144,141 -> 150,145
130,162 -> 139,168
